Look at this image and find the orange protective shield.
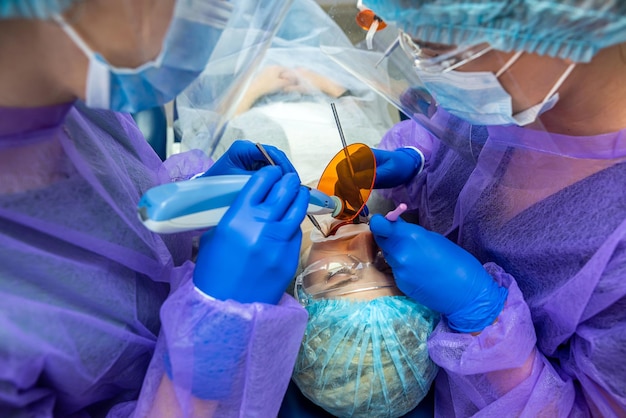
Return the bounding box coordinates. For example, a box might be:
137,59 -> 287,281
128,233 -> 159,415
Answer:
317,143 -> 376,223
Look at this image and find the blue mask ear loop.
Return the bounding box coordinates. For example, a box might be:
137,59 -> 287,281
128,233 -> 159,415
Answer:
495,51 -> 524,78
537,62 -> 577,105
495,51 -> 577,113
52,13 -> 95,58
52,13 -> 112,108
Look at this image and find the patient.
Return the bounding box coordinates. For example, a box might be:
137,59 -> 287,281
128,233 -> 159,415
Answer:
211,57 -> 393,185
222,64 -> 393,187
175,0 -> 395,186
292,218 -> 438,418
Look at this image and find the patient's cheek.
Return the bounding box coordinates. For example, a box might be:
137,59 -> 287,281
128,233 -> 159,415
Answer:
346,233 -> 377,261
308,241 -> 350,262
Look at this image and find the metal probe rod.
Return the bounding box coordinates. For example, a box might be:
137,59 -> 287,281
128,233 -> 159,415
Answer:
256,142 -> 276,165
330,103 -> 355,177
255,142 -> 324,235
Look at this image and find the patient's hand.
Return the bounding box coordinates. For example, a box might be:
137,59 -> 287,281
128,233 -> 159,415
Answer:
285,67 -> 348,98
249,65 -> 298,100
235,65 -> 298,115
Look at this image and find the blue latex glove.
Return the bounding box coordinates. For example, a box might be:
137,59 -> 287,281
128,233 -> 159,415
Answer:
370,215 -> 508,333
372,147 -> 423,189
194,165 -> 309,305
201,139 -> 296,178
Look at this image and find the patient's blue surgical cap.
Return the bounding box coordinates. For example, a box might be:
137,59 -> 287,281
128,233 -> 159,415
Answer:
293,296 -> 438,418
0,0 -> 79,19
363,0 -> 626,62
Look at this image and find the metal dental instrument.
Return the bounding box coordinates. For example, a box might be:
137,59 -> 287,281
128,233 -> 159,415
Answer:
375,35 -> 400,68
331,103 -> 355,177
330,103 -> 363,226
255,142 -> 277,165
255,142 -> 326,235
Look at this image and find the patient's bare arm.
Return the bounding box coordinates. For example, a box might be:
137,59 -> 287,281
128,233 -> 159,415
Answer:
235,65 -> 298,115
285,67 -> 347,98
235,66 -> 348,116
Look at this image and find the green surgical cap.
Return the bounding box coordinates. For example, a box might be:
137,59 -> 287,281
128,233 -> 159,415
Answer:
363,0 -> 626,62
293,296 -> 439,418
0,0 -> 79,19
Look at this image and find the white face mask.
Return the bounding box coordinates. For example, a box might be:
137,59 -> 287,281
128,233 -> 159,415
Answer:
417,52 -> 576,126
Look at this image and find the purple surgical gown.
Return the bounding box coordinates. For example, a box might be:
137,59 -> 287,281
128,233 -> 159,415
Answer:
0,102 -> 308,417
378,108 -> 626,417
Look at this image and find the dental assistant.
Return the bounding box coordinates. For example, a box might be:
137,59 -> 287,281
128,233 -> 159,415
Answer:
351,1 -> 626,416
0,1 -> 310,417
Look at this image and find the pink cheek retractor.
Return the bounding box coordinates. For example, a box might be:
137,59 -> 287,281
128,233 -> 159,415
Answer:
384,203 -> 408,221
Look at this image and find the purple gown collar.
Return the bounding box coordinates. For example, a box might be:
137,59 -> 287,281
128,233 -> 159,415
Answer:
488,122 -> 626,160
0,102 -> 74,148
421,106 -> 626,160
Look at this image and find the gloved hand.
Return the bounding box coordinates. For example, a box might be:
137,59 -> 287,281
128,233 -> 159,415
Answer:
372,147 -> 423,189
201,139 -> 296,178
194,165 -> 309,305
370,215 -> 508,333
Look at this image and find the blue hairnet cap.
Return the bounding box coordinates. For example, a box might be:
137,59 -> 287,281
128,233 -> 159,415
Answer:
0,0 -> 79,19
363,0 -> 626,62
293,296 -> 439,418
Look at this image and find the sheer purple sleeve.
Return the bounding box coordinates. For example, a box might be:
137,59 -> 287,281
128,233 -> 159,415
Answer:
0,104 -> 306,418
157,149 -> 214,184
109,262 -> 308,417
428,263 -> 590,417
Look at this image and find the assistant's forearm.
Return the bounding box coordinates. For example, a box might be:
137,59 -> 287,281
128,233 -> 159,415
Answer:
428,264 -> 585,416
147,374 -> 218,418
129,265 -> 308,417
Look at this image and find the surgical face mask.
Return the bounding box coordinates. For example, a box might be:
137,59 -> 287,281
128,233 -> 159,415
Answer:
416,51 -> 577,126
53,0 -> 232,113
293,296 -> 439,418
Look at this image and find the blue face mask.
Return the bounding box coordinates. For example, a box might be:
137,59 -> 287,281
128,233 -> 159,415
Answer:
416,52 -> 576,126
54,0 -> 232,113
